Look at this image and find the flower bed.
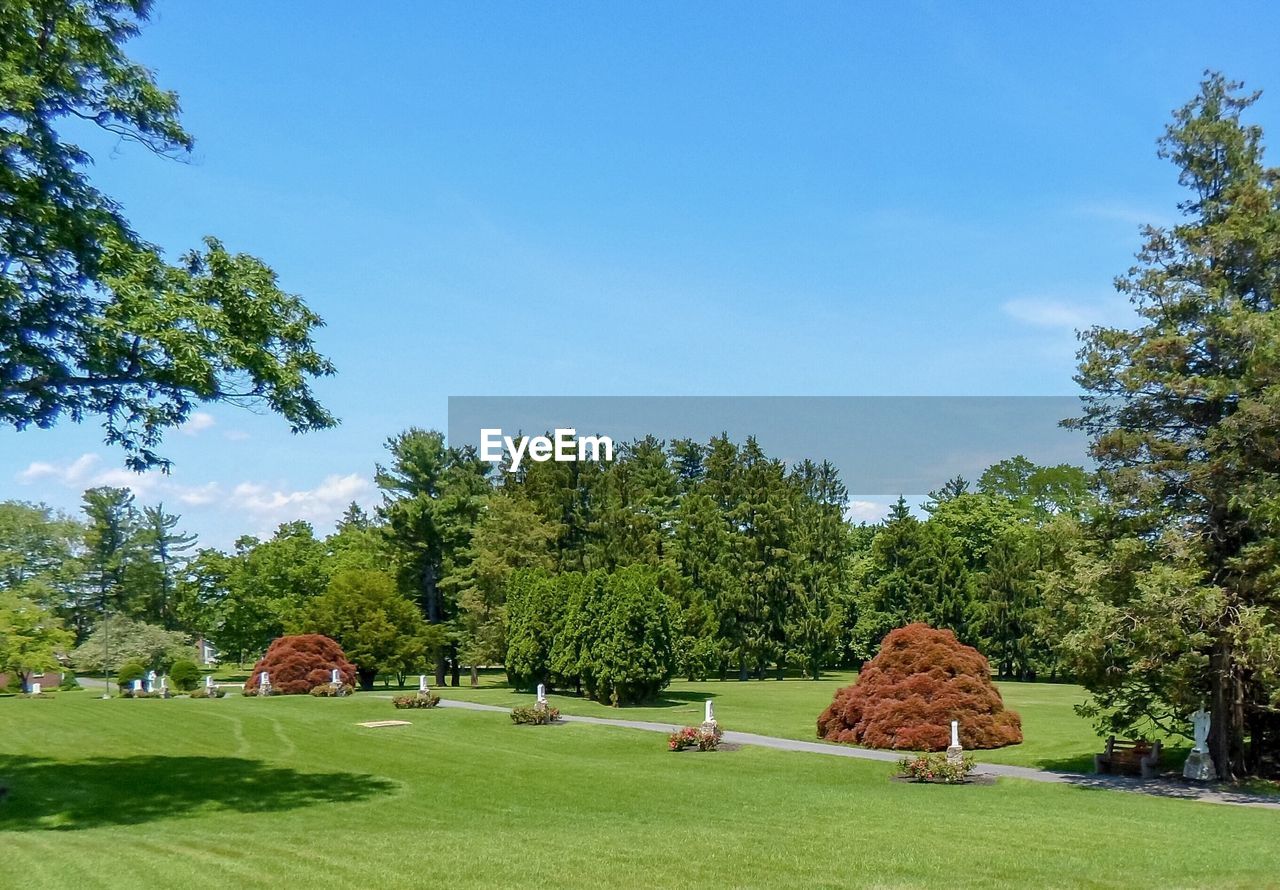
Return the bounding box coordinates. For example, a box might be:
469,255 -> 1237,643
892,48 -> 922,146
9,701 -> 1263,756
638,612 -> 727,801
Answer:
393,692 -> 441,709
668,724 -> 723,752
896,752 -> 977,784
511,705 -> 560,725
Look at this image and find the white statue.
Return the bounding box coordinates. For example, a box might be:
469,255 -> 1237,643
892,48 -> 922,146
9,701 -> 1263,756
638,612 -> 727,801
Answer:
331,668 -> 341,686
536,683 -> 547,704
1191,709 -> 1210,753
419,674 -> 429,694
205,675 -> 215,690
1184,708 -> 1217,781
705,700 -> 715,724
951,720 -> 960,749
145,670 -> 157,692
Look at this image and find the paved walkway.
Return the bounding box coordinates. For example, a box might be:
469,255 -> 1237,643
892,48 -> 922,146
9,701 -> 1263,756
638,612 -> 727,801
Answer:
435,698 -> 1280,810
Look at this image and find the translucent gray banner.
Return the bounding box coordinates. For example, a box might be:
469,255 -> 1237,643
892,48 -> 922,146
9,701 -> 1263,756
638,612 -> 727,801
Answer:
447,396 -> 1088,495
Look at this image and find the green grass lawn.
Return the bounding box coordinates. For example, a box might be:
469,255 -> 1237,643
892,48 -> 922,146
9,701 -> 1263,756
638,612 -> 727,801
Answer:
412,671 -> 1119,771
2,693 -> 1278,888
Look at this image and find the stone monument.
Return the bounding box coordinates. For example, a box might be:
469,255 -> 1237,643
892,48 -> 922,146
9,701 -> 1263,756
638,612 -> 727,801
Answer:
1183,708 -> 1217,781
535,683 -> 548,712
145,670 -> 157,693
946,720 -> 964,765
700,699 -> 719,735
132,679 -> 143,694
205,675 -> 216,691
419,675 -> 429,694
331,668 -> 341,686
30,681 -> 41,695
259,670 -> 272,696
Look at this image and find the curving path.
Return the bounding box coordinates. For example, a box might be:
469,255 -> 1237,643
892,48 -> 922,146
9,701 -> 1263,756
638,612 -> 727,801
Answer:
435,698 -> 1280,810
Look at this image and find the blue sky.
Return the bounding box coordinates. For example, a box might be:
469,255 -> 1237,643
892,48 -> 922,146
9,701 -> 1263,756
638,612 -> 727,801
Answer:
6,1 -> 1280,546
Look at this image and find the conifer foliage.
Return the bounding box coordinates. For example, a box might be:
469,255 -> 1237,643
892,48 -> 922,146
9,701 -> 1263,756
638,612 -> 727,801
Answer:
816,623 -> 1022,750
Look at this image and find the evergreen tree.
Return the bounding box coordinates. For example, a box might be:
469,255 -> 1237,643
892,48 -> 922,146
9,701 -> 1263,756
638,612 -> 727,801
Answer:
1057,73 -> 1280,777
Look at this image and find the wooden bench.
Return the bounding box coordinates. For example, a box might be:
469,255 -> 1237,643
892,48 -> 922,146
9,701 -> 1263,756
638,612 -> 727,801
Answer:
1094,736 -> 1162,778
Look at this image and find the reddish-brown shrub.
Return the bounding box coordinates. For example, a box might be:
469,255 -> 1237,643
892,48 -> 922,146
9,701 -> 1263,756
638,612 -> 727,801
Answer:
817,623 -> 1022,751
243,635 -> 357,696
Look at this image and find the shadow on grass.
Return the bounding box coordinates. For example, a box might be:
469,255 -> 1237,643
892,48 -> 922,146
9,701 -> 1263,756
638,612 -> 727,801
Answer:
0,755 -> 396,831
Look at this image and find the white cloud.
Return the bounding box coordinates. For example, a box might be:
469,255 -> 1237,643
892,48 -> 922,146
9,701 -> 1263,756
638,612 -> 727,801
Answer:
1002,294 -> 1136,332
846,499 -> 891,524
176,482 -> 223,507
179,412 -> 216,436
1001,297 -> 1093,330
229,473 -> 373,532
18,452 -> 101,485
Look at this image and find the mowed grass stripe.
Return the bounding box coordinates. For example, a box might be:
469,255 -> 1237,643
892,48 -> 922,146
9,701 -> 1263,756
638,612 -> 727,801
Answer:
1,695 -> 1277,888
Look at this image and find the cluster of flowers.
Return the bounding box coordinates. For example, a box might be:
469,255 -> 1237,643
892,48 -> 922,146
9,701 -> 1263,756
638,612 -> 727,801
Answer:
668,725 -> 723,752
896,752 -> 976,784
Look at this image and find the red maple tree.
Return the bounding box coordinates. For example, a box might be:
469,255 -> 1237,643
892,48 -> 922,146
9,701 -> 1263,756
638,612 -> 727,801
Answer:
243,634 -> 357,695
817,623 -> 1022,750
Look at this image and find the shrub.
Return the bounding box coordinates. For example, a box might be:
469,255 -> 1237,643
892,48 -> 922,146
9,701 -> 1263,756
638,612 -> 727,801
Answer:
668,725 -> 723,751
393,693 -> 441,709
816,623 -> 1023,751
309,682 -> 355,697
242,634 -> 357,695
169,659 -> 202,692
57,671 -> 80,691
510,705 -> 560,725
551,566 -> 676,706
897,753 -> 976,784
117,661 -> 147,687
119,689 -> 161,699
189,687 -> 226,699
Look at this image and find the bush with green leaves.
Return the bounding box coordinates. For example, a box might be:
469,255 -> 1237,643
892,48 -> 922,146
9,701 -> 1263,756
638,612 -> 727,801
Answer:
189,687 -> 225,699
117,661 -> 147,687
510,705 -> 560,725
308,682 -> 355,697
168,659 -> 201,692
505,569 -> 573,691
57,671 -> 80,691
393,693 -> 440,709
553,566 -> 675,706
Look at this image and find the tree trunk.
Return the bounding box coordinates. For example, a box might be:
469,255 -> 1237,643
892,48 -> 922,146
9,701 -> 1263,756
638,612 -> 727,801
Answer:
357,668 -> 377,691
1209,637 -> 1246,780
470,665 -> 479,687
449,648 -> 460,687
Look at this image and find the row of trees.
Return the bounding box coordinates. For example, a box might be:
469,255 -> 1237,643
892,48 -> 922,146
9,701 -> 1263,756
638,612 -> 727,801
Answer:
3,18 -> 1279,781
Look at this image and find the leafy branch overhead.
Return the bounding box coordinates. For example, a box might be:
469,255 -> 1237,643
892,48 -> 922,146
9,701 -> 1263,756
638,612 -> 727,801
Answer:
0,0 -> 336,470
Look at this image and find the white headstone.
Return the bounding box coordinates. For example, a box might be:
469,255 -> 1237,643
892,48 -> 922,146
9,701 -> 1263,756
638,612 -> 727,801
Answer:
205,675 -> 215,690
30,681 -> 41,695
331,668 -> 341,686
705,699 -> 715,724
951,720 -> 960,748
418,675 -> 429,694
160,676 -> 168,690
132,679 -> 143,692
259,671 -> 270,693
536,683 -> 547,703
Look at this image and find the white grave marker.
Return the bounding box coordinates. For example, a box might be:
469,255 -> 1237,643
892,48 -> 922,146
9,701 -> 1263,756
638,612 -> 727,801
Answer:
30,682 -> 41,695
419,675 -> 429,694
